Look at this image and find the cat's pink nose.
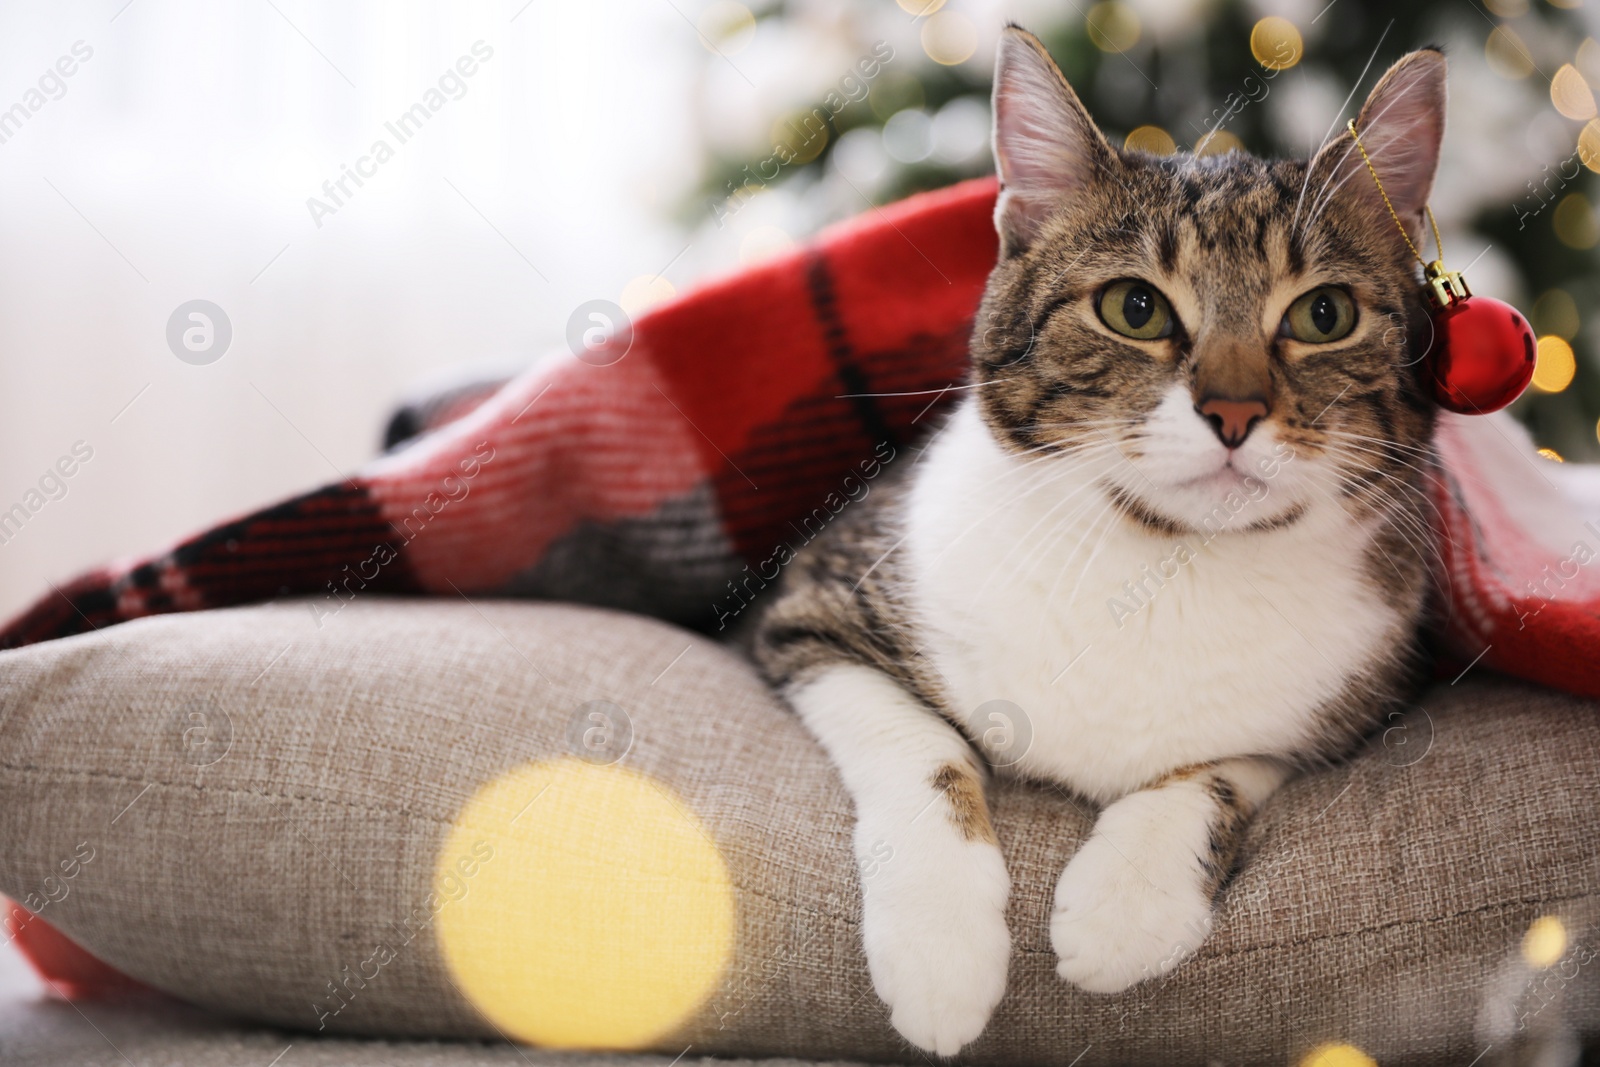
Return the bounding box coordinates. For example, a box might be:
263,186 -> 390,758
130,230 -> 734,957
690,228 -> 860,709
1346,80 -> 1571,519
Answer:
1196,396 -> 1268,448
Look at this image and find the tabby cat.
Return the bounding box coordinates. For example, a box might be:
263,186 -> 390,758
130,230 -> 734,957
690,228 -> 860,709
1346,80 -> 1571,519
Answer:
752,27 -> 1444,1055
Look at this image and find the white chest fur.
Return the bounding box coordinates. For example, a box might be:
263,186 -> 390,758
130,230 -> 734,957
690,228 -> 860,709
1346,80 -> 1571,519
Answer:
905,401 -> 1398,803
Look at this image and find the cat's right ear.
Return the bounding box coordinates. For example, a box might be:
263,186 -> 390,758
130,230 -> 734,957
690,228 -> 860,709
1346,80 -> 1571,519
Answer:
991,26 -> 1113,258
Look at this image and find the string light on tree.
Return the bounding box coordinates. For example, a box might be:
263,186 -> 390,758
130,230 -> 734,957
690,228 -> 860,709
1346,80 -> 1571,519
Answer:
1486,26 -> 1535,79
1533,336 -> 1576,393
1124,125 -> 1175,154
1250,17 -> 1302,70
1085,2 -> 1139,53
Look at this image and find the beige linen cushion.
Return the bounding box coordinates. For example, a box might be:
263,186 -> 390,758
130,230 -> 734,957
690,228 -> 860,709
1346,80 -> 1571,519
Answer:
0,599 -> 1596,1065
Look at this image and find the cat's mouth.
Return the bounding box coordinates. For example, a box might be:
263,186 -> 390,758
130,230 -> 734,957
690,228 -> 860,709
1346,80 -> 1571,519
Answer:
1101,463 -> 1306,537
1174,462 -> 1253,492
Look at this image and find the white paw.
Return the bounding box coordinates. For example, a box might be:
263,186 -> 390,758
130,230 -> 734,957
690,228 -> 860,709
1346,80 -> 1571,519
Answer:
1050,821 -> 1215,994
857,826 -> 1011,1055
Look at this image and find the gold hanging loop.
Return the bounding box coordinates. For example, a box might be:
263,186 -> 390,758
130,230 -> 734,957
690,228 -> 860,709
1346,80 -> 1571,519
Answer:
1345,118 -> 1468,309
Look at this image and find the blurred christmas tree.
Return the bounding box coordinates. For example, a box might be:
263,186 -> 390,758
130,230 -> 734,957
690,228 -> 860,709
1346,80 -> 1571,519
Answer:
680,0 -> 1600,456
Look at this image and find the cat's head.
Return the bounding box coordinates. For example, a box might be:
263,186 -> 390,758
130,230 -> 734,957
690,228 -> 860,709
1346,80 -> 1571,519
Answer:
972,27 -> 1443,536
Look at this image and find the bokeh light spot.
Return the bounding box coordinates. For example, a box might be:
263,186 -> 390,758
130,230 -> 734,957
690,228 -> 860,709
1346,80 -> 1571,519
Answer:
1539,447 -> 1566,462
740,224 -> 794,264
883,108 -> 934,163
695,1 -> 756,56
1300,1043 -> 1377,1067
1524,915 -> 1569,968
1552,63 -> 1597,120
1533,288 -> 1580,340
435,760 -> 734,1049
1554,192 -> 1600,248
1579,38 -> 1600,87
1581,119 -> 1600,173
620,274 -> 677,317
1534,336 -> 1577,392
1124,126 -> 1176,155
771,113 -> 828,165
1487,26 -> 1535,79
921,11 -> 978,65
1195,130 -> 1244,156
1251,17 -> 1303,70
1086,2 -> 1140,54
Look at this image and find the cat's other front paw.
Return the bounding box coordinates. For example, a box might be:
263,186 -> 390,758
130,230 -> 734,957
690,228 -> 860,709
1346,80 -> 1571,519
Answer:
1049,828 -> 1214,994
859,830 -> 1011,1055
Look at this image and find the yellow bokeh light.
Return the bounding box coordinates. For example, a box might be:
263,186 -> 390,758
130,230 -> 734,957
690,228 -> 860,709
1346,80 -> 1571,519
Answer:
921,11 -> 978,65
1533,288 -> 1580,340
740,224 -> 794,264
896,0 -> 945,13
435,760 -> 734,1048
1125,126 -> 1176,154
1523,915 -> 1569,968
1580,119 -> 1600,173
1196,130 -> 1244,156
1539,447 -> 1566,462
1487,26 -> 1535,79
771,113 -> 828,165
1549,0 -> 1582,9
1579,38 -> 1600,86
1554,192 -> 1600,248
1300,1043 -> 1377,1067
1553,63 -> 1598,119
1086,1 -> 1140,53
1534,336 -> 1577,392
695,1 -> 756,55
1486,0 -> 1529,13
1251,17 -> 1303,70
620,274 -> 677,317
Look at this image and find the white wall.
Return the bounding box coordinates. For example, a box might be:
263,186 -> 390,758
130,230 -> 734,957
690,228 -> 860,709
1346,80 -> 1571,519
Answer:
0,0 -> 701,620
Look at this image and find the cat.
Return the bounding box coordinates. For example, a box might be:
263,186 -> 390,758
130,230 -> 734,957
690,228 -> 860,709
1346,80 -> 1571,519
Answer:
752,26 -> 1444,1056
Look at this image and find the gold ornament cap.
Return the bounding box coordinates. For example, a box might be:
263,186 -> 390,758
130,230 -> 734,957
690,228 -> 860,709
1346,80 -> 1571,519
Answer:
1424,260 -> 1470,310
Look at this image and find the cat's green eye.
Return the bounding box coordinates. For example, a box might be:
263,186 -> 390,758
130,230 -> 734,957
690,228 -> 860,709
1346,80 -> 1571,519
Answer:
1282,287 -> 1356,343
1097,280 -> 1175,341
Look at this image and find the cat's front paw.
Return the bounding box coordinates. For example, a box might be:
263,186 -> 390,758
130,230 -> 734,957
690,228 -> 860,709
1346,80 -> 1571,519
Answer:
859,829 -> 1011,1055
1050,829 -> 1213,994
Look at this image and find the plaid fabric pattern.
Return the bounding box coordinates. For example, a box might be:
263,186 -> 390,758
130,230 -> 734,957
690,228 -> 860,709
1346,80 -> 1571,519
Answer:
2,179 -> 993,645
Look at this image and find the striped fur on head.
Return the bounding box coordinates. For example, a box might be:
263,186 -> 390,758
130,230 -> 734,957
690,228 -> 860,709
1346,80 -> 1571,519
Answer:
978,28 -> 1444,541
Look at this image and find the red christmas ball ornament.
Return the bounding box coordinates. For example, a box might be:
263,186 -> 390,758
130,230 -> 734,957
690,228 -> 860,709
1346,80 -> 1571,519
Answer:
1422,263 -> 1536,415
1344,118 -> 1536,417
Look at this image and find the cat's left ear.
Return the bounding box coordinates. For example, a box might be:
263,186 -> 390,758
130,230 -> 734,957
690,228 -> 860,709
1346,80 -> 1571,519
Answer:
991,26 -> 1115,258
1308,49 -> 1447,243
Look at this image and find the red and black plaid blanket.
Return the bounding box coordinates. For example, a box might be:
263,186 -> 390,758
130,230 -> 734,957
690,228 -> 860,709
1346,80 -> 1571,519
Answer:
7,176 -> 1600,988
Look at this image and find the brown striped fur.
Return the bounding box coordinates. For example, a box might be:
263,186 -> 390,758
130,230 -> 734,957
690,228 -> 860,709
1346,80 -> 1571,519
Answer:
751,34 -> 1450,1021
